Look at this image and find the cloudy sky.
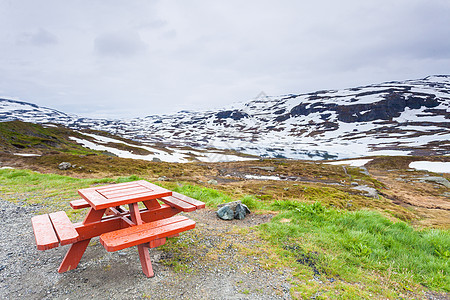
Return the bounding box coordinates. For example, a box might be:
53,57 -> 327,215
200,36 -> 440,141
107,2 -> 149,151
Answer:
0,0 -> 449,118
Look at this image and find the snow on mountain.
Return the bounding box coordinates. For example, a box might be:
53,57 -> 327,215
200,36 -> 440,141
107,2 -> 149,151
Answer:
1,75 -> 449,160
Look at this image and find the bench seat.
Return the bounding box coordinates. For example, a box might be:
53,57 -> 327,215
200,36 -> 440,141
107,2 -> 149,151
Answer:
99,215 -> 195,252
159,192 -> 205,212
70,199 -> 90,209
31,211 -> 79,250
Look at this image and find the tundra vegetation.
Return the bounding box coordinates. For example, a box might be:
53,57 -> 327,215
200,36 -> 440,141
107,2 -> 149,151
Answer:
0,121 -> 448,299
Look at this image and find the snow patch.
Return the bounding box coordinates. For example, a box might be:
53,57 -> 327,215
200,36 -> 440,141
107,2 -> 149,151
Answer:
325,159 -> 373,167
244,175 -> 281,181
409,161 -> 450,173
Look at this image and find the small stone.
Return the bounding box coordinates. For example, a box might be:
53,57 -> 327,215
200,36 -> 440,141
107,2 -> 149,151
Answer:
250,166 -> 276,172
158,176 -> 167,181
152,157 -> 162,162
217,205 -> 234,220
351,182 -> 358,186
58,162 -> 72,170
207,179 -> 218,185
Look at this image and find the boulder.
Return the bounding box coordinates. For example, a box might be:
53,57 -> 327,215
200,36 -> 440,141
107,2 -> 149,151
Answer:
217,205 -> 234,220
217,201 -> 251,220
58,162 -> 72,170
418,176 -> 450,188
234,203 -> 251,220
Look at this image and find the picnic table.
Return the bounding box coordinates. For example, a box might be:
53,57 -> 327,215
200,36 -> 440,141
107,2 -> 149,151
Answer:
31,180 -> 205,277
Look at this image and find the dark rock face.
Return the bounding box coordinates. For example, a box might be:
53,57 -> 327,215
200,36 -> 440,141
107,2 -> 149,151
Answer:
216,110 -> 249,120
277,91 -> 442,123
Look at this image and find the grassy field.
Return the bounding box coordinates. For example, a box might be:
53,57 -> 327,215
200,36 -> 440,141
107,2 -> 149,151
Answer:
1,168 -> 448,299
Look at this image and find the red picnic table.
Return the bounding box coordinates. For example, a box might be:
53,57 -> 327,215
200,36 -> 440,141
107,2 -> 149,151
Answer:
31,180 -> 205,277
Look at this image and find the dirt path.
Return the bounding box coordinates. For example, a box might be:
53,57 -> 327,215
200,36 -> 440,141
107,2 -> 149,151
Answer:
0,199 -> 291,300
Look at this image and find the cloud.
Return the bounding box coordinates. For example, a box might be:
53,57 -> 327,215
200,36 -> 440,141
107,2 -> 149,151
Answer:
94,31 -> 147,58
0,1 -> 449,118
16,28 -> 58,46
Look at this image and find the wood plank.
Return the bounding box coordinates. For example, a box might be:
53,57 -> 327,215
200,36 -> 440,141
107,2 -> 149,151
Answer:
49,211 -> 79,245
98,186 -> 149,198
70,199 -> 90,209
100,216 -> 195,252
80,189 -> 171,210
137,180 -> 173,194
172,192 -> 206,209
78,189 -> 106,209
31,214 -> 59,250
83,207 -> 106,224
137,243 -> 154,277
58,239 -> 90,273
95,181 -> 142,191
78,180 -> 173,210
159,196 -> 196,212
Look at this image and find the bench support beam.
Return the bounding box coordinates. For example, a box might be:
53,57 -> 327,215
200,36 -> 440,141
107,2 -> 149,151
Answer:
138,243 -> 154,278
58,239 -> 90,273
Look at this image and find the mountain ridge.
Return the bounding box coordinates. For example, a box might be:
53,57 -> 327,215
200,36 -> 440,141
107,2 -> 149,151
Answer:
1,75 -> 449,160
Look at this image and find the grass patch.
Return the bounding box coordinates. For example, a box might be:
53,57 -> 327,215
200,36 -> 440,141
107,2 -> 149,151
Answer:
0,168 -> 142,217
1,168 -> 448,297
261,201 -> 450,295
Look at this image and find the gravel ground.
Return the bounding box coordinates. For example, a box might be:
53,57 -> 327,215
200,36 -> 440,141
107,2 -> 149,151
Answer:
0,199 -> 291,300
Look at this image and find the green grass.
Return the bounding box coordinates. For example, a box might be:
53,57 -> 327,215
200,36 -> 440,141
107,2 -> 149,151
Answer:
0,168 -> 141,218
160,181 -> 265,211
1,169 -> 448,297
262,201 -> 450,295
0,120 -> 101,155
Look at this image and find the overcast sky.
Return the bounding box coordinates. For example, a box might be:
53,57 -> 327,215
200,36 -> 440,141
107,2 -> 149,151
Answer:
0,0 -> 449,118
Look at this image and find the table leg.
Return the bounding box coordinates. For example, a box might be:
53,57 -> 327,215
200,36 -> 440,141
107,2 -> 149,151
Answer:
138,243 -> 154,278
129,202 -> 156,277
129,202 -> 143,225
58,208 -> 106,273
58,239 -> 90,273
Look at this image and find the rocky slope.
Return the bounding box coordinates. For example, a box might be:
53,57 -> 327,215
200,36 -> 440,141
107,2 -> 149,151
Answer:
1,75 -> 449,159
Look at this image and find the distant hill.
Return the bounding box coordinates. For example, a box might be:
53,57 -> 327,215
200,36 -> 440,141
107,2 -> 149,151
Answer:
1,75 -> 449,159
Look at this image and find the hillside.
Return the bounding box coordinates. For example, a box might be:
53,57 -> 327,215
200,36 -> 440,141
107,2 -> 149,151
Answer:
1,75 -> 449,160
0,121 -> 449,298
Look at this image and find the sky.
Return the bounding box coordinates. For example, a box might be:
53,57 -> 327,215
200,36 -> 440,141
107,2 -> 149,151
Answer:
0,0 -> 449,119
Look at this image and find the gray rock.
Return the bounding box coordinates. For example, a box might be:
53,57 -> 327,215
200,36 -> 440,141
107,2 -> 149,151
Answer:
418,176 -> 450,188
358,167 -> 370,176
217,205 -> 234,220
351,182 -> 359,186
352,185 -> 379,199
234,203 -> 251,220
158,176 -> 167,181
250,166 -> 276,172
207,179 -> 218,185
217,200 -> 241,211
58,162 -> 72,170
152,157 -> 162,162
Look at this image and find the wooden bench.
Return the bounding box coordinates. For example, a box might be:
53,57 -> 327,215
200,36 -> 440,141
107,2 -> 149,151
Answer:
99,215 -> 195,252
70,199 -> 90,209
31,211 -> 79,250
158,192 -> 205,212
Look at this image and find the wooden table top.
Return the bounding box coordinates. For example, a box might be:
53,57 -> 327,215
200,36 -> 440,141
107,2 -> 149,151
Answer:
78,180 -> 172,210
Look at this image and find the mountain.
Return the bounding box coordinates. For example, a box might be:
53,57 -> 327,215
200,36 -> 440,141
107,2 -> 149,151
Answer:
1,75 -> 449,160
